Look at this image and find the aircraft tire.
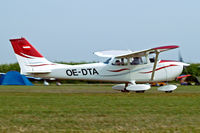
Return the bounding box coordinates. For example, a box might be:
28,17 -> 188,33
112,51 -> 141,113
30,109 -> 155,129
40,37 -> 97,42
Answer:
165,91 -> 173,93
135,90 -> 145,93
121,90 -> 130,93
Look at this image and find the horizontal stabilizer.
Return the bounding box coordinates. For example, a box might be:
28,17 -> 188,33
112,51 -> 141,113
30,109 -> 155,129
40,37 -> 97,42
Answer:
26,71 -> 51,74
26,69 -> 51,74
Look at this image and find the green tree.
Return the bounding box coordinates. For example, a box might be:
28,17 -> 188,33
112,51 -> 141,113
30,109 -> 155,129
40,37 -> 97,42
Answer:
0,63 -> 20,73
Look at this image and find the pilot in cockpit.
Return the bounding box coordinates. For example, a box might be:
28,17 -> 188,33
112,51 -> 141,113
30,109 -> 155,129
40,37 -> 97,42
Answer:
115,60 -> 121,65
132,57 -> 141,65
149,57 -> 155,63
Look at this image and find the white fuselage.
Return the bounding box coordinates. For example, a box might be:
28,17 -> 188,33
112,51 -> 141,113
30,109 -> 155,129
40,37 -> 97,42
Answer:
10,38 -> 186,86
29,60 -> 183,83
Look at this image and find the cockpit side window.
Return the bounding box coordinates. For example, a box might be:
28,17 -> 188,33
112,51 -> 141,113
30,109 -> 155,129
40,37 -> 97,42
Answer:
112,58 -> 128,66
149,54 -> 156,63
130,56 -> 147,65
149,57 -> 155,63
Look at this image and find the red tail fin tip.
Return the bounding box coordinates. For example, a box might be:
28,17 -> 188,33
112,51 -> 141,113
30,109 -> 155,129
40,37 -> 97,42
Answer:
10,38 -> 43,58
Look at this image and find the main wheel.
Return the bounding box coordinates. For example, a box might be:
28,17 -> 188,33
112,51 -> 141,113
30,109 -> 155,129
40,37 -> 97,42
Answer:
165,91 -> 172,93
135,90 -> 145,93
121,90 -> 130,93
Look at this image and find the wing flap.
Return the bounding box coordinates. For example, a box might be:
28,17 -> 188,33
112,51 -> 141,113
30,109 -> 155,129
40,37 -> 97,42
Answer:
26,68 -> 51,74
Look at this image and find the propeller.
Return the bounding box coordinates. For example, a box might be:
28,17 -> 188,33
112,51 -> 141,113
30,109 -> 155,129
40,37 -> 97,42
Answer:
178,50 -> 184,62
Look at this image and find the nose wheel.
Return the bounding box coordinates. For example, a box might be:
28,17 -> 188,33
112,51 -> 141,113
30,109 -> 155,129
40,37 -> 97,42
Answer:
157,85 -> 177,93
165,90 -> 173,93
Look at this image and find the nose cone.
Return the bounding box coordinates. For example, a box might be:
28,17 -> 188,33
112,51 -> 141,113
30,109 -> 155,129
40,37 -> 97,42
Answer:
182,62 -> 190,67
158,60 -> 189,81
164,61 -> 185,81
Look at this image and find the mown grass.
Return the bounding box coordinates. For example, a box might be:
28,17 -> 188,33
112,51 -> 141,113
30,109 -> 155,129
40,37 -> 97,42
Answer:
0,84 -> 199,132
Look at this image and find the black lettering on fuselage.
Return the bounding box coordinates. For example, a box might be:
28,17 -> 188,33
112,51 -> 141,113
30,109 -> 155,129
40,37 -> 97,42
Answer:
93,68 -> 99,75
72,69 -> 78,76
87,68 -> 92,75
66,69 -> 73,76
81,69 -> 87,75
66,68 -> 99,76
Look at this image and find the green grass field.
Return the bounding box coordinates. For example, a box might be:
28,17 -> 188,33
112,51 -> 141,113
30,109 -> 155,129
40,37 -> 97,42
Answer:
0,84 -> 200,132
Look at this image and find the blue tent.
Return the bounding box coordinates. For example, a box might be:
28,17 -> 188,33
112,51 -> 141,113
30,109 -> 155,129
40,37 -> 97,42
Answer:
0,71 -> 33,85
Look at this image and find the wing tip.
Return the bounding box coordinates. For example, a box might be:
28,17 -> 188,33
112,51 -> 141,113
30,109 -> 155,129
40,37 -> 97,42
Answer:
153,45 -> 180,50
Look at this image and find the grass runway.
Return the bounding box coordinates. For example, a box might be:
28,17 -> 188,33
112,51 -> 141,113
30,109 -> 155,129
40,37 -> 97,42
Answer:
0,84 -> 200,132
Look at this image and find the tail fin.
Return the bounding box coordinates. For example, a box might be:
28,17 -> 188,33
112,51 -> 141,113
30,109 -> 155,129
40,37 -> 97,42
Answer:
10,37 -> 53,75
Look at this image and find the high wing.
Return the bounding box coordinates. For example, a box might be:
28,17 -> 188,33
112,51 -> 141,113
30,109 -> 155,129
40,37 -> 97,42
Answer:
94,50 -> 132,58
115,45 -> 179,58
94,45 -> 179,58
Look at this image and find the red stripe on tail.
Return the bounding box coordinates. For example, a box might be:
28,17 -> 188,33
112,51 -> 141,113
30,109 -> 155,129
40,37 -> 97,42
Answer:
10,38 -> 43,58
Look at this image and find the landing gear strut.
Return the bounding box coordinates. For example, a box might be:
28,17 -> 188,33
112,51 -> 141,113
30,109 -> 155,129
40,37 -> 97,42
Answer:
121,83 -> 130,92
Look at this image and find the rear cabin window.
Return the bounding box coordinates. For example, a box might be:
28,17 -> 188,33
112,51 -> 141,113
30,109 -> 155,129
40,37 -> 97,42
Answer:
130,56 -> 147,65
149,54 -> 156,63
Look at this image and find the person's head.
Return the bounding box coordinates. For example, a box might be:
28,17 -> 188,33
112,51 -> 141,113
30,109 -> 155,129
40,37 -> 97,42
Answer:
115,60 -> 120,65
134,57 -> 139,60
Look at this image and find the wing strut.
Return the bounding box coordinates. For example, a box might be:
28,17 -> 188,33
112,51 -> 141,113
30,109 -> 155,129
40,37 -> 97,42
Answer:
151,50 -> 160,81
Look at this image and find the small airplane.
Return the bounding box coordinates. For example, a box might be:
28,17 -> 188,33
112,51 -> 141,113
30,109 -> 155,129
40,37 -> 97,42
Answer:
10,37 -> 189,93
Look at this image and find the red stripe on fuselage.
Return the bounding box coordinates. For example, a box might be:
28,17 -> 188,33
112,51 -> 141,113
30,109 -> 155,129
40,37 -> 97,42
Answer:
159,60 -> 178,63
108,68 -> 130,72
140,64 -> 178,74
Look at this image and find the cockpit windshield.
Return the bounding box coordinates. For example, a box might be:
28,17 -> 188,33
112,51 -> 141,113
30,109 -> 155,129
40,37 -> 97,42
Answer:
104,58 -> 112,64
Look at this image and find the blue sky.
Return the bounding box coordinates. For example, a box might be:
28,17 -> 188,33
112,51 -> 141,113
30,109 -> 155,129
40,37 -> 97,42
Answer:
0,0 -> 200,63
